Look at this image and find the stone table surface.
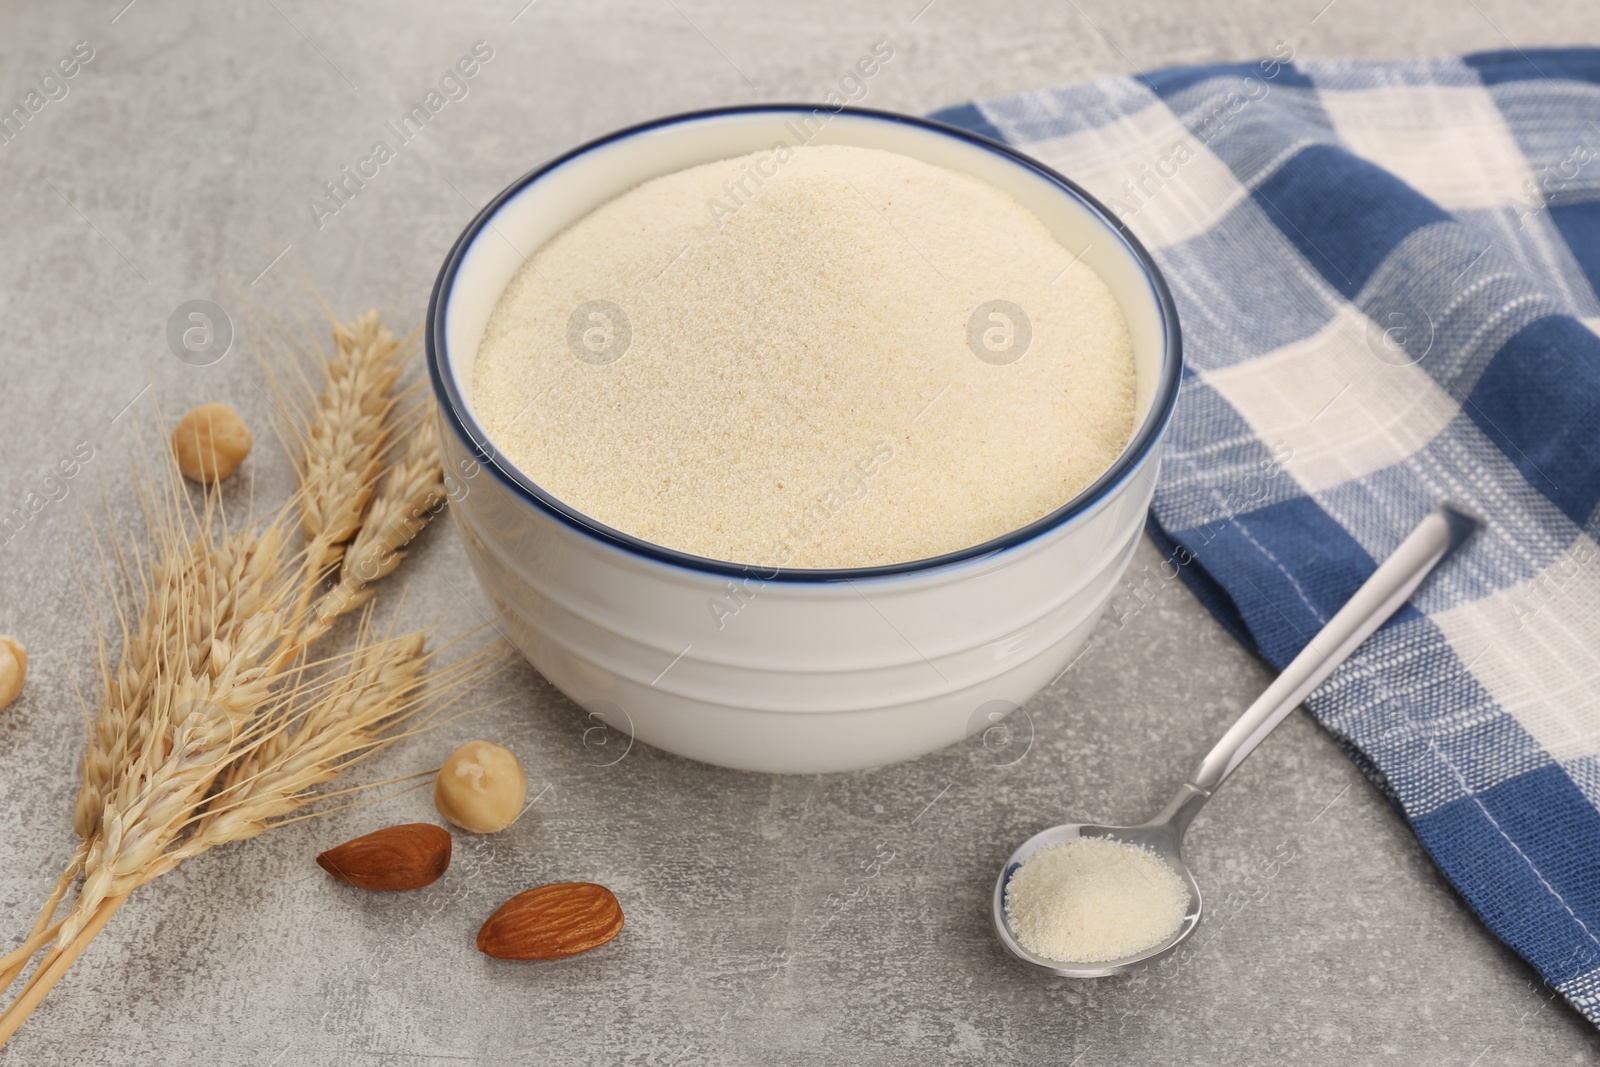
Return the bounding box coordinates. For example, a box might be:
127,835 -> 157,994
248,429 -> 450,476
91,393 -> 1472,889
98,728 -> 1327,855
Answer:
2,1 -> 1598,1064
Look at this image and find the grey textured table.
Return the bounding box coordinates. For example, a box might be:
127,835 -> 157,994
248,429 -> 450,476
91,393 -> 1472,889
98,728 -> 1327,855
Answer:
2,1 -> 1598,1064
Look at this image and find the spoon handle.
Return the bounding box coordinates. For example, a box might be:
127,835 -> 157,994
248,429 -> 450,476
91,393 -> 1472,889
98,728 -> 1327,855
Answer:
1161,503 -> 1480,831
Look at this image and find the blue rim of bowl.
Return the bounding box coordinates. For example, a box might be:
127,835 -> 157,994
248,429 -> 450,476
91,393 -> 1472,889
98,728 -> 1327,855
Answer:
426,104 -> 1183,584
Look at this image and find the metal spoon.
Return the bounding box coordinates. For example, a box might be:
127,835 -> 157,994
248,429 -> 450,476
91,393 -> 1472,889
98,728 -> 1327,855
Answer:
993,503 -> 1481,976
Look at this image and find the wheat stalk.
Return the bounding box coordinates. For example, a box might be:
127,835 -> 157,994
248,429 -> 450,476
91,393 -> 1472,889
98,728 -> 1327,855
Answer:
0,309 -> 488,1048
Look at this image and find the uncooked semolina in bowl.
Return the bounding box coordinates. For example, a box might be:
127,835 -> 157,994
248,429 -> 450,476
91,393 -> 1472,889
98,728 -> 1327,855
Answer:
468,143 -> 1136,571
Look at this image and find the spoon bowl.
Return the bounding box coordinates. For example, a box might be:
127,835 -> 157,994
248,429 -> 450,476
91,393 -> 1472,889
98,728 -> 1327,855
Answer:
993,818 -> 1202,977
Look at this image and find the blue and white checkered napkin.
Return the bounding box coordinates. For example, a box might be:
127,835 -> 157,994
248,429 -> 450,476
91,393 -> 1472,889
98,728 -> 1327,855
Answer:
934,48 -> 1600,1020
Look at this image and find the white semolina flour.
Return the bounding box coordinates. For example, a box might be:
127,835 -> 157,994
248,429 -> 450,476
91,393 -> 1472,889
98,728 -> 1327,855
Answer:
1004,836 -> 1189,963
470,143 -> 1137,569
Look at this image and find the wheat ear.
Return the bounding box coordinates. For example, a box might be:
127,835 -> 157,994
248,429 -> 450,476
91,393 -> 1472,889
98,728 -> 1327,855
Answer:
55,512 -> 297,948
290,311 -> 408,576
301,414 -> 446,645
163,623 -> 430,863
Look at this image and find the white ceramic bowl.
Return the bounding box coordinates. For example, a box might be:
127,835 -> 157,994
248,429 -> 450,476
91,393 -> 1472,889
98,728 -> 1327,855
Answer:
426,106 -> 1182,774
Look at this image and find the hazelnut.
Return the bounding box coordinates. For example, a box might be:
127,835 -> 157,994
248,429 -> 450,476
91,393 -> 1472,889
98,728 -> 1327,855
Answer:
0,635 -> 25,710
434,740 -> 527,834
172,402 -> 252,484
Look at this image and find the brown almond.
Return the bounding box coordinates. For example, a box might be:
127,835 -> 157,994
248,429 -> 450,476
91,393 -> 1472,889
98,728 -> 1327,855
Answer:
477,882 -> 624,960
316,823 -> 452,891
